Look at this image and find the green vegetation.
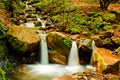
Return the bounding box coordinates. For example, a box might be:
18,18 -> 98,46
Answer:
63,38 -> 72,48
0,67 -> 6,80
0,0 -> 24,16
0,23 -> 6,39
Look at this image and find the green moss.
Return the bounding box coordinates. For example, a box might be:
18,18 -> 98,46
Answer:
0,2 -> 5,8
63,38 -> 72,48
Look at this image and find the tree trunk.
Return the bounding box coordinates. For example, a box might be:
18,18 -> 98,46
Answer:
99,0 -> 111,10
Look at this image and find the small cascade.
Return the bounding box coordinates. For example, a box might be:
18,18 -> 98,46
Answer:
86,40 -> 96,70
38,33 -> 48,64
36,15 -> 46,28
90,40 -> 96,65
24,21 -> 35,27
68,41 -> 79,66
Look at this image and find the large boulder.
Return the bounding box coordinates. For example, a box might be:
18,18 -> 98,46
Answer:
93,48 -> 120,73
7,26 -> 40,54
47,32 -> 72,65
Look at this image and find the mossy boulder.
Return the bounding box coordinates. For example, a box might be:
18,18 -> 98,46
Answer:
47,32 -> 72,64
93,48 -> 120,73
7,26 -> 40,54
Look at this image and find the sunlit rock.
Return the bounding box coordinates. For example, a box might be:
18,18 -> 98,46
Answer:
7,26 -> 40,54
52,71 -> 120,80
47,32 -> 72,64
93,48 -> 120,73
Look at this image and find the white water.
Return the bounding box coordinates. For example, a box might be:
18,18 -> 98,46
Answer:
38,33 -> 48,64
90,40 -> 96,65
36,15 -> 46,28
24,21 -> 35,27
19,40 -> 96,80
68,41 -> 79,66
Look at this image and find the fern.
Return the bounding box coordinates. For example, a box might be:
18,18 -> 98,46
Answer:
0,23 -> 6,39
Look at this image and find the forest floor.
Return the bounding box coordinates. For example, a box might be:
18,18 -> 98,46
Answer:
71,0 -> 120,10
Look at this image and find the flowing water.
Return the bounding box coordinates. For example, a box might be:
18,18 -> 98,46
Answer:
68,41 -> 79,66
36,15 -> 46,28
24,21 -> 35,27
90,40 -> 96,65
38,33 -> 48,64
86,40 -> 96,70
14,1 -> 96,79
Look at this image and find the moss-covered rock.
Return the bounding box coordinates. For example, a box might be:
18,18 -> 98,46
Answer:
7,26 -> 40,54
47,32 -> 72,64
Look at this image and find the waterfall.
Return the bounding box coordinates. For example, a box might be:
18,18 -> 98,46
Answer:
68,41 -> 79,66
38,33 -> 48,64
36,15 -> 46,28
90,40 -> 96,65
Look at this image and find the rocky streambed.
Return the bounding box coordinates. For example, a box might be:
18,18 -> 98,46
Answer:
0,0 -> 120,80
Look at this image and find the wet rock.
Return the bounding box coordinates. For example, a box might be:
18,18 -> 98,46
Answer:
7,26 -> 40,54
93,48 -> 120,73
78,38 -> 92,64
47,32 -> 72,64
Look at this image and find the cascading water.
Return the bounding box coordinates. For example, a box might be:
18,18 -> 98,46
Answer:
68,41 -> 79,66
38,33 -> 48,64
86,40 -> 96,70
65,41 -> 86,74
36,15 -> 46,28
90,40 -> 96,65
24,21 -> 35,27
